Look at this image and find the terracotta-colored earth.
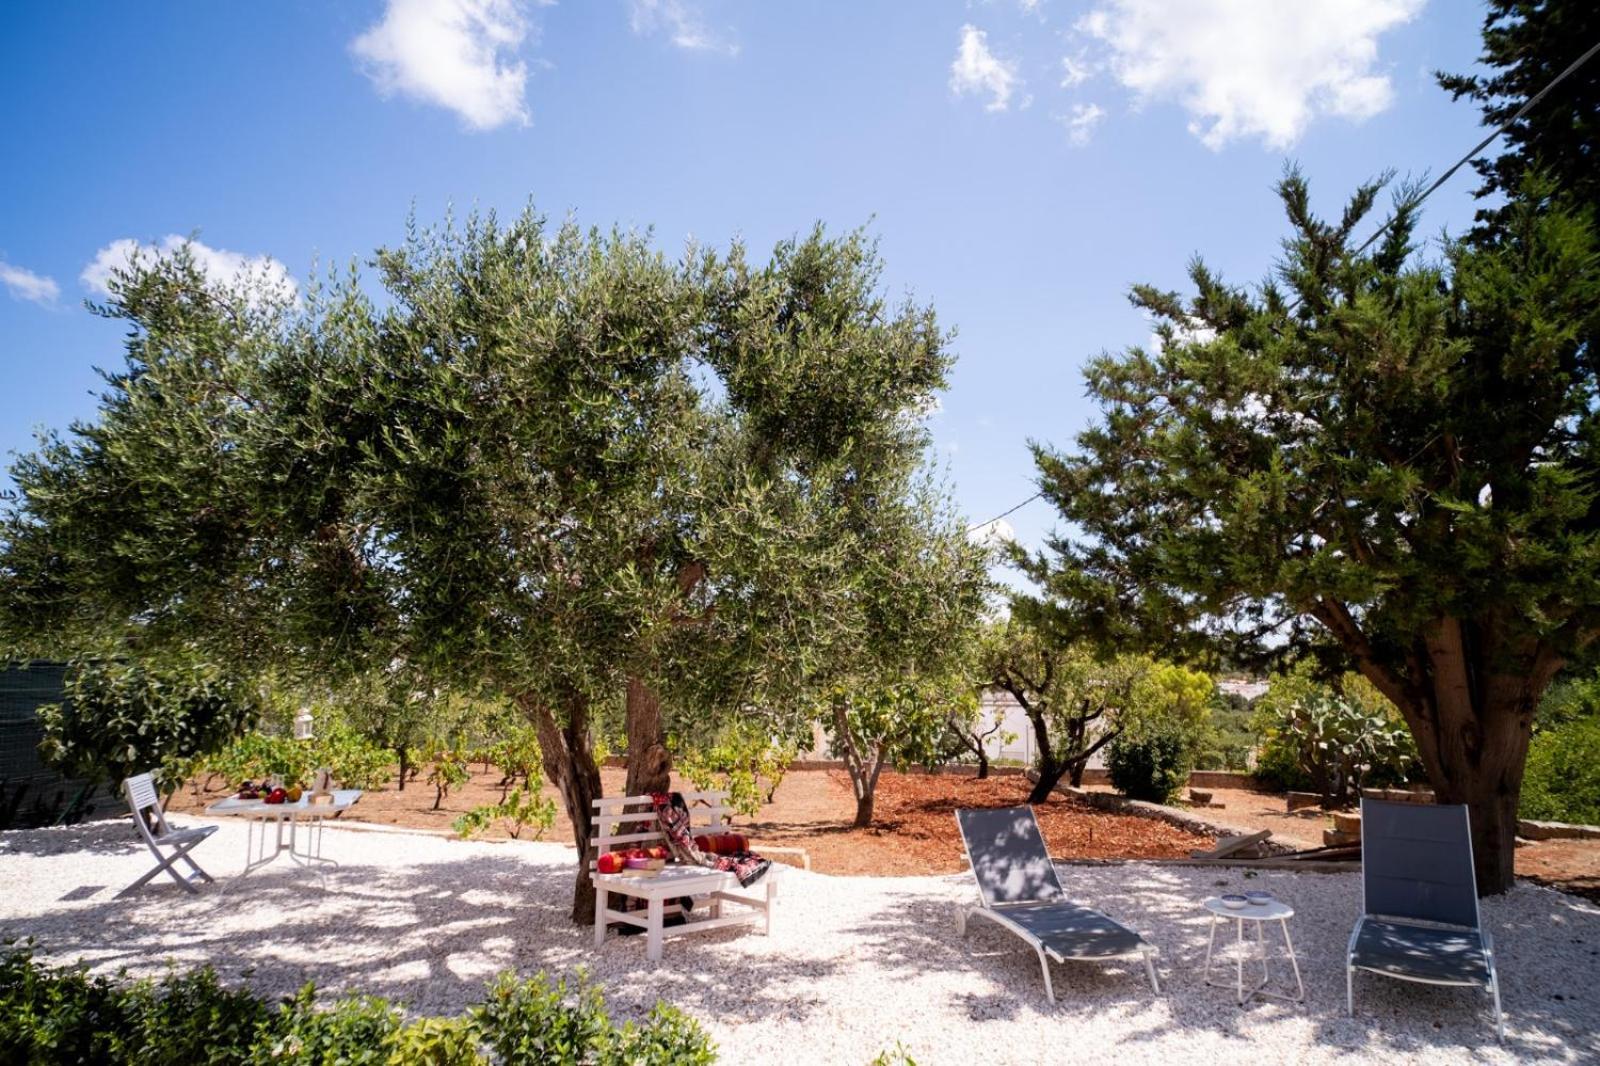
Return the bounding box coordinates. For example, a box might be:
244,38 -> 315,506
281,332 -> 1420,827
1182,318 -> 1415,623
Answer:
172,764 -> 1600,898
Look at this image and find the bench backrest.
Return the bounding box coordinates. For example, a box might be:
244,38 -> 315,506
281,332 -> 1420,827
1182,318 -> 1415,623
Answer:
589,790 -> 737,872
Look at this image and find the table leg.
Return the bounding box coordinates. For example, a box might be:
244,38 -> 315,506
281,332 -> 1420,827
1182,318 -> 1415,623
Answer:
593,886 -> 607,949
1279,919 -> 1306,1003
1236,919 -> 1249,1004
646,896 -> 664,963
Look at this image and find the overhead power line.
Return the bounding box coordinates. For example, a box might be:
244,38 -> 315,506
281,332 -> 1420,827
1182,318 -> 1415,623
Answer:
967,36 -> 1600,538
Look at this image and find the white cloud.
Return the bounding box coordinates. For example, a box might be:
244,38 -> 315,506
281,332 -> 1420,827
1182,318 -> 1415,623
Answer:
81,237 -> 297,304
1061,102 -> 1105,146
1060,53 -> 1093,88
629,0 -> 739,55
0,261 -> 60,306
950,24 -> 1020,112
351,0 -> 532,130
968,517 -> 1017,548
1080,0 -> 1424,150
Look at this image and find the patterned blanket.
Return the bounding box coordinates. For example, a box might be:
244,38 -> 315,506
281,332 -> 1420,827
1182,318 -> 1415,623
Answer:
650,791 -> 771,888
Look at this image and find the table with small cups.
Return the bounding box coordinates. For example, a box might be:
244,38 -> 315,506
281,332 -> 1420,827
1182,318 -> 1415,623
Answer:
1201,893 -> 1306,1006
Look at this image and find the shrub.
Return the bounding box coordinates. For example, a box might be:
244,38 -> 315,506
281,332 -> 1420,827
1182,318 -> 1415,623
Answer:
266,986 -> 404,1065
453,787 -> 558,841
39,657 -> 261,791
1521,715 -> 1600,826
1106,723 -> 1193,804
428,749 -> 472,810
1249,663 -> 1415,802
0,948 -> 716,1066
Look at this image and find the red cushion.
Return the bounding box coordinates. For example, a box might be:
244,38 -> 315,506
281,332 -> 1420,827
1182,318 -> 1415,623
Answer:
693,832 -> 749,855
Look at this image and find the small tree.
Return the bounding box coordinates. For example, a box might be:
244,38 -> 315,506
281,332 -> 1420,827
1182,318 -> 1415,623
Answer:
981,617 -> 1157,802
942,698 -> 1012,779
40,656 -> 260,792
824,678 -> 970,827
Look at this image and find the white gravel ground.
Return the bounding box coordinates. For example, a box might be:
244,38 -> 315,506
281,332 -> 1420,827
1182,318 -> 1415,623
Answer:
2,816 -> 1597,1066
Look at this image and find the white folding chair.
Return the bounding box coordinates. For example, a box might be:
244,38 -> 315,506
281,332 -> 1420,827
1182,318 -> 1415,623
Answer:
117,772 -> 217,897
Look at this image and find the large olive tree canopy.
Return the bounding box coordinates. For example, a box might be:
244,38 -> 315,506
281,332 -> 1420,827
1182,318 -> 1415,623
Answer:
0,210 -> 987,919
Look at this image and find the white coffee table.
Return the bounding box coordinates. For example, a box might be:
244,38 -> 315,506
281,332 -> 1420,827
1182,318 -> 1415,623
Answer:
1201,895 -> 1305,1005
593,863 -> 780,963
206,789 -> 363,888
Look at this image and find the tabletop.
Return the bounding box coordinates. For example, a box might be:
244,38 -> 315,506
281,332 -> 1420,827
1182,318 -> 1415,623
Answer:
207,789 -> 363,818
1202,896 -> 1294,921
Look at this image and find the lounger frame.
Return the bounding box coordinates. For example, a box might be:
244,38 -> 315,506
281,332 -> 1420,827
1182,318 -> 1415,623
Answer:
955,806 -> 1160,999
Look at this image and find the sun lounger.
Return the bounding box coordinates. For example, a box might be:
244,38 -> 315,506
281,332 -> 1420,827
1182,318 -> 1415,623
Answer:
1347,797 -> 1504,1040
954,806 -> 1160,999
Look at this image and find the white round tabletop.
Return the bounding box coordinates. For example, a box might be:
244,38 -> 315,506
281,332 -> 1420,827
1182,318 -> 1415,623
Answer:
1202,895 -> 1294,921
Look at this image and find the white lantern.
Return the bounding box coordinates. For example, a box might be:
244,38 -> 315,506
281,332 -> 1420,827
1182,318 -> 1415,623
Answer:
293,708 -> 314,740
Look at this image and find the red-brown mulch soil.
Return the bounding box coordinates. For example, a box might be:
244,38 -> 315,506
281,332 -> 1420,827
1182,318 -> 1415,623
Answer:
739,769 -> 1215,876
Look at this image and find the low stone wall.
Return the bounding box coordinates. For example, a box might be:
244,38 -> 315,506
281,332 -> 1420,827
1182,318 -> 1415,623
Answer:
1517,819 -> 1600,841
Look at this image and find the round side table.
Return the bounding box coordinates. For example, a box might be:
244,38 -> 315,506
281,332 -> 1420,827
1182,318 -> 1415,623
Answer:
1201,896 -> 1305,1005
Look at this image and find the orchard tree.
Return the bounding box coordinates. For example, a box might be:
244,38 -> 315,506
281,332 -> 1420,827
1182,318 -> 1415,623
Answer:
982,615 -> 1156,802
1022,174 -> 1600,893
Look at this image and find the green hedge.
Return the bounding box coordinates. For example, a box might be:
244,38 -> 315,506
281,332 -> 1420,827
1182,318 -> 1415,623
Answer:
1106,723 -> 1193,804
0,945 -> 715,1065
1521,715 -> 1600,826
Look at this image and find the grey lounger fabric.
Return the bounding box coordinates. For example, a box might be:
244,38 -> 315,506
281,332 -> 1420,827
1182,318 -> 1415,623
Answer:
1347,798 -> 1503,1039
955,805 -> 1159,997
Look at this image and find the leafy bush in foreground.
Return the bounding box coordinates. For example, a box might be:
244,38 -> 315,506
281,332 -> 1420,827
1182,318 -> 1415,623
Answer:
0,944 -> 716,1065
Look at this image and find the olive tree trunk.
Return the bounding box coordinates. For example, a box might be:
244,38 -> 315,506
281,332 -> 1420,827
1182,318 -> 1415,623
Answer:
623,676 -> 672,797
521,691 -> 603,923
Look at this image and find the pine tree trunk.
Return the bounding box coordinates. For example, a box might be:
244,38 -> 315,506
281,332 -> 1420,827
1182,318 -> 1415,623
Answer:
623,677 -> 672,797
1373,619 -> 1542,896
521,691 -> 603,923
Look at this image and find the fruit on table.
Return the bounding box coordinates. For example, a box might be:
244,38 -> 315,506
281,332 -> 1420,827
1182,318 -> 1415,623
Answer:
286,786 -> 303,802
264,787 -> 288,805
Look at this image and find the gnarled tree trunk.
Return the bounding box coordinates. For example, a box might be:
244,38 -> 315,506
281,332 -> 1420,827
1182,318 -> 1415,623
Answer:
1340,613 -> 1553,895
624,676 -> 672,797
520,690 -> 603,923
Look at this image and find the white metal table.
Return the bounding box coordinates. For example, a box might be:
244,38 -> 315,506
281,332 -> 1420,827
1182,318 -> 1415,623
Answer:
1202,896 -> 1305,1005
205,789 -> 363,888
593,863 -> 780,963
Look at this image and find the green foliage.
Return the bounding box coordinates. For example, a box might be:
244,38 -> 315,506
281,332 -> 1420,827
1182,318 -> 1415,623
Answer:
1437,0 -> 1600,234
453,786 -> 558,841
387,1018 -> 484,1066
1106,723 -> 1193,804
674,720 -> 800,815
266,986 -> 404,1065
867,1045 -> 918,1066
472,969 -> 715,1066
0,948 -> 715,1066
38,657 -> 260,790
1193,692 -> 1256,771
485,723 -> 543,790
204,724 -> 391,791
428,749 -> 471,811
1250,663 -> 1415,802
1521,715 -> 1600,826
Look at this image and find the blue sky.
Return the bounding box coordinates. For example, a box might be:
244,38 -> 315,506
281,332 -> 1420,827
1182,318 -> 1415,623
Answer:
0,1 -> 1491,570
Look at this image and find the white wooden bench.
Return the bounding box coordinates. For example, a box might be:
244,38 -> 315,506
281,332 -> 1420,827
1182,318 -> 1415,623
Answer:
590,790 -> 802,962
